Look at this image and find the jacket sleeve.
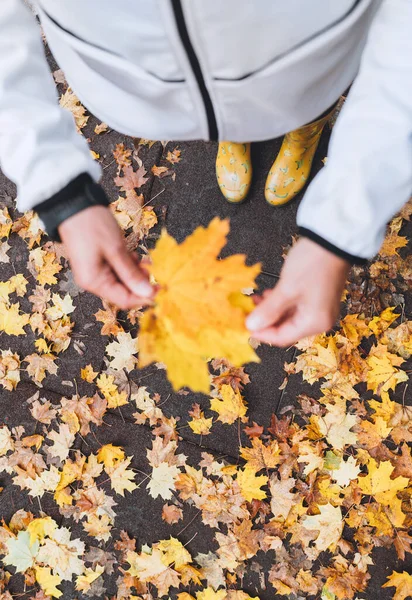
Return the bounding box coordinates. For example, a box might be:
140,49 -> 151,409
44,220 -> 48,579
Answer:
0,0 -> 101,213
296,0 -> 412,262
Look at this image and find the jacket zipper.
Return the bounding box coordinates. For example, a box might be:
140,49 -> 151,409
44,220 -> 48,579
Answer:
171,0 -> 218,141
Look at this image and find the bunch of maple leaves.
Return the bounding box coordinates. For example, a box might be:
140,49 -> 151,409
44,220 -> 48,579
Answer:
1,85 -> 412,600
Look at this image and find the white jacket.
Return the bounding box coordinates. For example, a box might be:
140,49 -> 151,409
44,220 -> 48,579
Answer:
1,0 -> 412,260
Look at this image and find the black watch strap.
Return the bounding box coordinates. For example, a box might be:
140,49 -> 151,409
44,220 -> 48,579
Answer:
35,173 -> 110,242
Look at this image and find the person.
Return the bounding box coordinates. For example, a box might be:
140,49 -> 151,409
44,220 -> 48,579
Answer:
1,0 -> 412,348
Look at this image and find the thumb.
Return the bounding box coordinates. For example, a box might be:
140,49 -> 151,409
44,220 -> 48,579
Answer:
246,287 -> 292,332
106,243 -> 154,299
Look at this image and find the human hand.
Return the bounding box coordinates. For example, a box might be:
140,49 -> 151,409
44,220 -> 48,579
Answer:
58,205 -> 154,309
246,238 -> 351,347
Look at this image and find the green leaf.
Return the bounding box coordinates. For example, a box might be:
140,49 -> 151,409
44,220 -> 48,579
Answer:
4,530 -> 39,572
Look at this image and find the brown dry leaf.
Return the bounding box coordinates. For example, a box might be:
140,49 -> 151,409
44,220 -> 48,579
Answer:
94,302 -> 123,336
113,143 -> 132,172
0,350 -> 21,391
392,443 -> 412,479
30,399 -> 58,425
53,68 -> 67,85
151,165 -> 173,178
25,353 -> 58,384
115,165 -> 148,195
166,147 -> 181,164
240,438 -> 281,471
243,422 -> 264,438
399,197 -> 412,220
12,211 -> 44,249
29,286 -> 51,314
0,240 -> 10,263
94,122 -> 108,135
47,424 -> 75,462
161,504 -> 183,525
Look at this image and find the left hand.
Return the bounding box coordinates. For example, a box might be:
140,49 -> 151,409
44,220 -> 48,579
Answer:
246,237 -> 351,347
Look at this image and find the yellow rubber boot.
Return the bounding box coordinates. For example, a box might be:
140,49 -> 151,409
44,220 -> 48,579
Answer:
216,142 -> 252,203
265,110 -> 333,206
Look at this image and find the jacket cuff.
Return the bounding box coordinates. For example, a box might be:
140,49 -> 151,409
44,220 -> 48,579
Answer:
298,226 -> 368,266
35,173 -> 110,242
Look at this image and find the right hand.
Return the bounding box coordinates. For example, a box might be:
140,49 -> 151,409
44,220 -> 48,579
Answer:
58,205 -> 154,309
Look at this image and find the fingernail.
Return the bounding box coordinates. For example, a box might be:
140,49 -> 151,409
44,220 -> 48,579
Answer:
132,281 -> 153,298
246,313 -> 264,331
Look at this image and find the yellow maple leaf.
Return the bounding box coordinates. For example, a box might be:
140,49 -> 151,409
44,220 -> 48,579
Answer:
56,456 -> 86,494
35,566 -> 63,598
369,390 -> 397,422
379,232 -> 408,258
210,384 -> 248,425
237,467 -> 268,502
196,588 -> 227,600
366,344 -> 408,394
75,565 -> 104,592
10,273 -> 29,297
0,302 -> 29,335
383,571 -> 412,600
139,218 -> 260,393
364,504 -> 394,536
340,313 -> 371,345
226,592 -> 260,600
368,307 -> 400,337
0,207 -> 12,239
80,364 -> 99,383
188,404 -> 213,435
358,458 -> 408,526
157,537 -> 192,568
60,88 -> 89,131
97,444 -> 126,469
27,517 -> 58,546
29,248 -> 63,286
96,373 -> 128,408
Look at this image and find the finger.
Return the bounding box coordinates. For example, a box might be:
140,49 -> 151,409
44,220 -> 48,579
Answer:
106,243 -> 154,299
94,267 -> 149,310
252,314 -> 318,347
246,287 -> 292,332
